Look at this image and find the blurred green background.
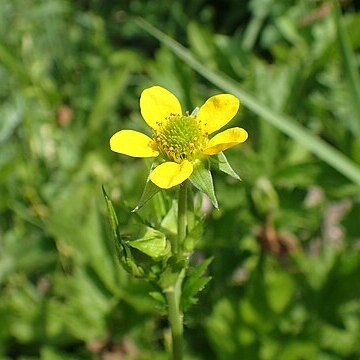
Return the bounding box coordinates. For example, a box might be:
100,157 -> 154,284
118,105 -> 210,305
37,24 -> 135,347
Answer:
1,0 -> 360,359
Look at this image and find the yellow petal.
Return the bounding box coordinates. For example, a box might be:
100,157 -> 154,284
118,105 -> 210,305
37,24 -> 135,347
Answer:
203,127 -> 248,155
140,86 -> 182,130
150,160 -> 193,189
197,94 -> 240,134
110,130 -> 159,157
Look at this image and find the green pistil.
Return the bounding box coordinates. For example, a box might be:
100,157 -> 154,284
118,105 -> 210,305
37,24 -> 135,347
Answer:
154,114 -> 206,163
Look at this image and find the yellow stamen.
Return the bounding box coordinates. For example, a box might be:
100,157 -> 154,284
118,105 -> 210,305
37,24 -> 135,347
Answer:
153,115 -> 206,163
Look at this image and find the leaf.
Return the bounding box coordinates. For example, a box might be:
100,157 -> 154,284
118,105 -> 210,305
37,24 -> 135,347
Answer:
189,160 -> 218,208
182,257 -> 213,311
211,152 -> 241,180
183,217 -> 204,253
102,186 -> 144,277
160,200 -> 177,235
102,186 -> 120,243
332,0 -> 360,136
87,66 -> 131,136
317,250 -> 360,326
126,225 -> 170,259
137,18 -> 360,186
149,290 -> 167,309
0,42 -> 32,84
132,166 -> 161,212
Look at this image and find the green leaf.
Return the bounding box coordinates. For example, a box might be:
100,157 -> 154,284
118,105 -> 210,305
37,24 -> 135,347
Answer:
126,225 -> 170,259
160,200 -> 177,235
0,42 -> 32,85
102,186 -> 120,244
87,66 -> 131,136
211,152 -> 241,180
251,177 -> 279,215
132,167 -> 161,212
102,186 -> 144,277
183,217 -> 204,253
149,290 -> 167,309
332,0 -> 360,136
182,257 -> 213,310
189,160 -> 218,208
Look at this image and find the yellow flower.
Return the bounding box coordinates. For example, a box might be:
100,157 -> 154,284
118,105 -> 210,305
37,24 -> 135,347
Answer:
110,86 -> 248,189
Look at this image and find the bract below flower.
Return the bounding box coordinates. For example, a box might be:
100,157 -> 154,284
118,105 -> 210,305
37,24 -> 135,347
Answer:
110,86 -> 248,189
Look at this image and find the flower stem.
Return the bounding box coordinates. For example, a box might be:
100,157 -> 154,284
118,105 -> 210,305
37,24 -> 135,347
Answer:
166,280 -> 184,360
166,181 -> 187,360
177,181 -> 187,250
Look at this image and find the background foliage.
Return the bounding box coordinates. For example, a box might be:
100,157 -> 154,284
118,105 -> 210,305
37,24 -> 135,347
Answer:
1,0 -> 360,359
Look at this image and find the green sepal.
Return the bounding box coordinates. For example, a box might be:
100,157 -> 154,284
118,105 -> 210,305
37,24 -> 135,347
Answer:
132,162 -> 161,212
182,257 -> 213,311
211,152 -> 241,180
126,225 -> 170,260
189,160 -> 218,208
102,186 -> 144,277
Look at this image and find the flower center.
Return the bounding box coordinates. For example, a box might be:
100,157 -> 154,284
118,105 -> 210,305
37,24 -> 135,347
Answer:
153,114 -> 206,163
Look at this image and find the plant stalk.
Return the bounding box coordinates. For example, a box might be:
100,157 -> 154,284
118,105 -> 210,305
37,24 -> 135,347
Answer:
167,181 -> 187,360
177,181 -> 187,250
166,286 -> 184,360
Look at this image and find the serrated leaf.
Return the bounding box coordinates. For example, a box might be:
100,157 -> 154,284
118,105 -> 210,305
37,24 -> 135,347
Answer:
189,160 -> 218,208
127,225 -> 170,259
212,152 -> 241,180
182,257 -> 213,310
189,256 -> 213,282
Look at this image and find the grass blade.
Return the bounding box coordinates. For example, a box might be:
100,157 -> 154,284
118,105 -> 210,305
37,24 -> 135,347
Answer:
332,0 -> 360,136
